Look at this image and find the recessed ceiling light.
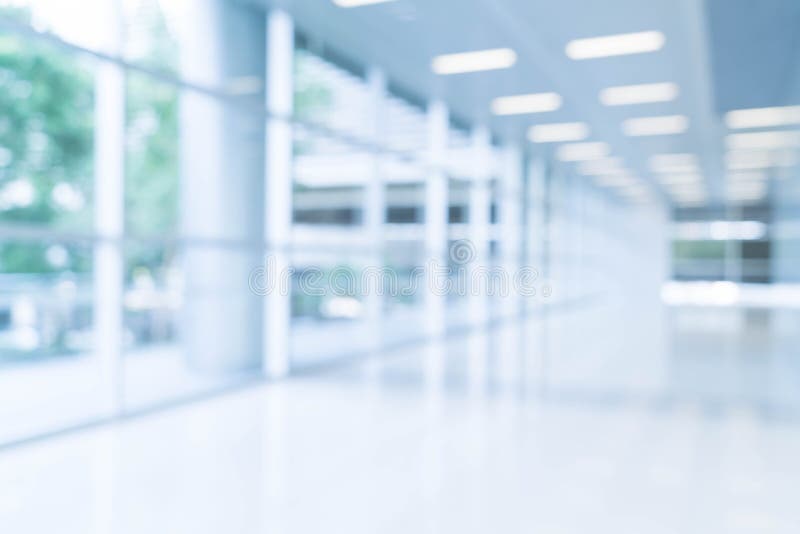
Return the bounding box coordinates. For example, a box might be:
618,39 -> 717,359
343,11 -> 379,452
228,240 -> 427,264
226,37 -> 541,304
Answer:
725,105 -> 800,129
649,154 -> 698,173
725,151 -> 775,170
565,31 -> 665,60
726,182 -> 767,199
599,82 -> 679,106
332,0 -> 396,7
727,182 -> 766,193
651,164 -> 699,174
431,48 -> 517,75
727,171 -> 767,182
578,157 -> 625,175
726,131 -> 800,150
727,150 -> 800,170
650,156 -> 698,174
557,142 -> 610,161
491,92 -> 562,115
650,153 -> 698,166
528,122 -> 589,143
622,115 -> 688,136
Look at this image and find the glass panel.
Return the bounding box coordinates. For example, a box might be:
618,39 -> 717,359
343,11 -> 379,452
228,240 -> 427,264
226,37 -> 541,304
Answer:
294,48 -> 371,139
293,125 -> 365,227
382,241 -> 427,346
0,1 -> 111,53
384,89 -> 427,156
125,71 -> 179,237
289,249 -> 375,368
0,31 -> 95,232
122,80 -> 265,410
122,240 -> 262,411
122,0 -> 179,74
383,178 -> 427,345
0,26 -> 104,445
0,238 -> 107,443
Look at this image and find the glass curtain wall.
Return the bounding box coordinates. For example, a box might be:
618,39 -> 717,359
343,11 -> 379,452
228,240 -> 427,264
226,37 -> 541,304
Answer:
0,1 -> 669,445
0,0 -> 268,443
290,44 -> 378,367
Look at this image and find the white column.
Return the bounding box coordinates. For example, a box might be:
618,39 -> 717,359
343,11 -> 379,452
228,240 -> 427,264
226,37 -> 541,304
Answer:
525,156 -> 547,312
467,125 -> 491,327
264,9 -> 294,378
772,167 -> 800,283
424,100 -> 449,337
364,67 -> 386,351
724,205 -> 743,282
93,0 -> 124,415
466,126 -> 491,392
495,145 -> 524,385
178,1 -> 265,373
499,144 -> 523,318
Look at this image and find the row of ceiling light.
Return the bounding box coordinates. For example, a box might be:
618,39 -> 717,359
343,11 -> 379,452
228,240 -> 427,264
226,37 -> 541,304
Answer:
723,113 -> 800,205
644,109 -> 800,206
333,1 -> 668,203
425,30 -> 678,205
334,0 -> 800,207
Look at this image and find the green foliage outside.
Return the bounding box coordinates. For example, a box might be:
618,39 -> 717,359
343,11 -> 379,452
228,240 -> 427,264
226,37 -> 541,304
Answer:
672,240 -> 726,260
0,7 -> 335,278
0,7 -> 94,273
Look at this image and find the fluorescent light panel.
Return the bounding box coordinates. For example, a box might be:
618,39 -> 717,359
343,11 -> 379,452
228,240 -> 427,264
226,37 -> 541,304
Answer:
491,92 -> 561,115
726,150 -> 798,170
622,115 -> 688,136
431,48 -> 517,75
725,151 -> 772,170
578,157 -> 625,175
528,122 -> 589,143
649,153 -> 697,171
727,182 -> 766,194
652,163 -> 698,174
727,171 -> 767,182
726,131 -> 800,150
725,105 -> 800,129
566,31 -> 665,60
726,182 -> 767,201
600,82 -> 679,106
557,142 -> 610,161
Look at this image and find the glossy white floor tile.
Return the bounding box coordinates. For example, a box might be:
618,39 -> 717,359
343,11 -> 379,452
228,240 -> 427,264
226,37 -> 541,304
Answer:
2,304 -> 800,534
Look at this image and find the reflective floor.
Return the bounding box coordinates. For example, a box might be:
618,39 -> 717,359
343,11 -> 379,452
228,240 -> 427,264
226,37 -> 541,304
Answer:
2,301 -> 800,533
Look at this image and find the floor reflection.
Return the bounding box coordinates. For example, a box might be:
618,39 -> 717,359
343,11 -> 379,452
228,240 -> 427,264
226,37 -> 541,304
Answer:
2,303 -> 800,533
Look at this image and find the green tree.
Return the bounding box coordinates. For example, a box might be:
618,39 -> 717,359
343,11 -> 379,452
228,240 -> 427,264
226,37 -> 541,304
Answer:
123,0 -> 179,275
0,7 -> 94,273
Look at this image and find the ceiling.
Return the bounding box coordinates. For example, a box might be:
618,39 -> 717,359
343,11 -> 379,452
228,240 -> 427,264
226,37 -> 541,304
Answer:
242,0 -> 800,208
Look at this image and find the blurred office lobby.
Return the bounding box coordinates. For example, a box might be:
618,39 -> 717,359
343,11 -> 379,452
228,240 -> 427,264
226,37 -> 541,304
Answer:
1,0 -> 800,532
